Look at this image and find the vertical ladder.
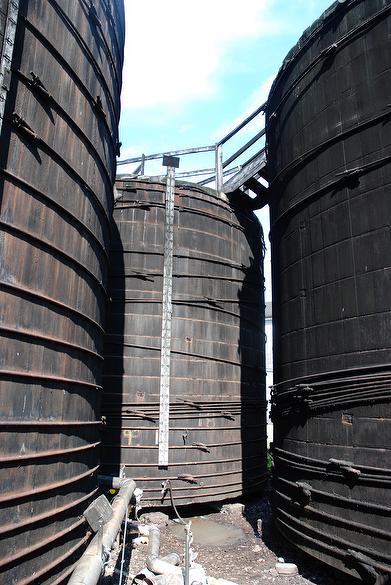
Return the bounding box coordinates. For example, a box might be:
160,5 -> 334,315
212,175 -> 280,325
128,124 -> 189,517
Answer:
158,155 -> 180,467
0,0 -> 19,135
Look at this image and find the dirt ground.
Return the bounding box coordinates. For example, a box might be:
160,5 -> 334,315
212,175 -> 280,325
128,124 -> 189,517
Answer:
103,480 -> 353,585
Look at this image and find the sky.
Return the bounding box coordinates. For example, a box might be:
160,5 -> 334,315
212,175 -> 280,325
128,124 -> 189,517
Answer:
118,0 -> 334,301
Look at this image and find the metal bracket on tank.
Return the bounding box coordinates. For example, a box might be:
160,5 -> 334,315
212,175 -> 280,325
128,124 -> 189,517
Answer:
335,166 -> 362,186
191,442 -> 210,453
94,95 -> 106,118
179,399 -> 202,410
345,549 -> 385,584
9,113 -> 38,141
220,410 -> 235,420
177,474 -> 197,484
328,458 -> 361,479
28,72 -> 51,101
320,42 -> 338,59
125,408 -> 156,423
292,385 -> 313,413
294,481 -> 312,506
0,0 -> 19,136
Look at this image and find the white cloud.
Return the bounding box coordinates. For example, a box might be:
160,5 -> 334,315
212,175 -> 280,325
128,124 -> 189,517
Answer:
121,0 -> 278,110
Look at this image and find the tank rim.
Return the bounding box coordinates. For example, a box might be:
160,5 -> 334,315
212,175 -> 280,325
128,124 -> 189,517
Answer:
266,0 -> 357,108
115,175 -> 229,201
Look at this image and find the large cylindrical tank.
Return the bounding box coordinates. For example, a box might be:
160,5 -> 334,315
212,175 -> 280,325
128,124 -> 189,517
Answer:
0,1 -> 124,583
101,178 -> 266,506
267,0 -> 391,580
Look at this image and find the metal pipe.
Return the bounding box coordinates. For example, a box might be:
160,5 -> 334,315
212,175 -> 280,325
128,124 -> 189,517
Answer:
140,153 -> 146,175
217,101 -> 266,146
117,145 -> 215,165
184,523 -> 191,585
134,554 -> 181,584
146,527 -> 182,576
176,167 -> 215,178
215,144 -> 223,196
222,128 -> 265,169
98,474 -> 134,490
197,165 -> 241,186
68,477 -> 136,585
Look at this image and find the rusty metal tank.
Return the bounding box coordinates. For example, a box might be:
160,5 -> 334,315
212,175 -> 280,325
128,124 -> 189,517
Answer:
267,0 -> 391,580
101,178 -> 266,506
0,1 -> 124,583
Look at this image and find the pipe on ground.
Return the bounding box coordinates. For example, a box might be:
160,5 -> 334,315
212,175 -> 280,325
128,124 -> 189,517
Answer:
135,553 -> 181,583
68,477 -> 136,585
147,527 -> 182,576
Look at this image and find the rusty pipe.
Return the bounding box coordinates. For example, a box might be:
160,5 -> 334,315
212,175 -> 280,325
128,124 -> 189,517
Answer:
68,477 -> 136,585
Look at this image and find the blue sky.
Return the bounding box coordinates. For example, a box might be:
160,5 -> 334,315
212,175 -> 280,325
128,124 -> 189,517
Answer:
118,0 -> 334,300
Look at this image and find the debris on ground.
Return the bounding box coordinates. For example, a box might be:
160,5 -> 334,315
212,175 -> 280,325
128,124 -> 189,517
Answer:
103,482 -> 353,585
275,562 -> 298,576
132,536 -> 149,546
141,512 -> 170,526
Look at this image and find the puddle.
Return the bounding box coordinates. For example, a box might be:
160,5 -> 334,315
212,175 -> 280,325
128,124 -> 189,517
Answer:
168,517 -> 245,546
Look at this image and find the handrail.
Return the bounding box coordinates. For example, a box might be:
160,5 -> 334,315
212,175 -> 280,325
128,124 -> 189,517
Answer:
116,101 -> 267,195
223,128 -> 265,169
175,166 -> 240,180
117,144 -> 216,166
217,101 -> 266,146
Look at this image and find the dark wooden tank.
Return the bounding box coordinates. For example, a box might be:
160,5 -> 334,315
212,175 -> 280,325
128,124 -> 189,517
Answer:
101,178 -> 267,506
0,1 -> 124,583
267,0 -> 391,580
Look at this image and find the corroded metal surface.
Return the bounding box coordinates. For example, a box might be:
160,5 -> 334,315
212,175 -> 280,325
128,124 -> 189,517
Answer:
101,179 -> 266,505
267,0 -> 391,580
0,1 -> 124,583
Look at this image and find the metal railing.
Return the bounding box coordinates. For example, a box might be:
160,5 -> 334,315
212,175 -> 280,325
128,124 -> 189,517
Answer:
117,102 -> 266,193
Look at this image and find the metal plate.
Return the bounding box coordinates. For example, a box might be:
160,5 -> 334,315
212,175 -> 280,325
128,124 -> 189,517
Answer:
84,495 -> 113,533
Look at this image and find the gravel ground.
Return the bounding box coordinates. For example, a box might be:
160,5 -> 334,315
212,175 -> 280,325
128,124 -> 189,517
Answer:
103,480 -> 354,585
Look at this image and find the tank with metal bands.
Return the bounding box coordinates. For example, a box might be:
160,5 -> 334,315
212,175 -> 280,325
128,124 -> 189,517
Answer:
0,1 -> 124,583
101,178 -> 267,506
266,0 -> 391,580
